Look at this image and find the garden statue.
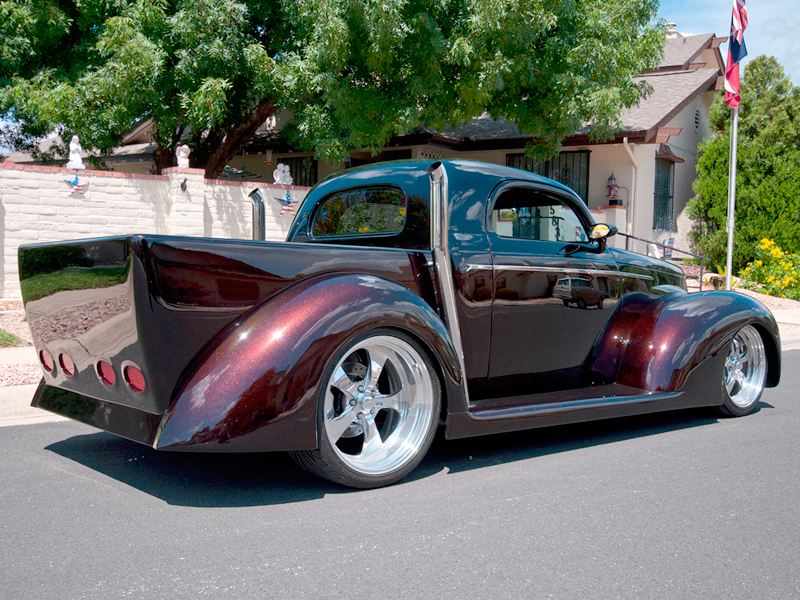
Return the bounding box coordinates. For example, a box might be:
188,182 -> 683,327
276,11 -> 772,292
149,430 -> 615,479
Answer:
65,136 -> 85,169
273,163 -> 293,185
176,144 -> 190,168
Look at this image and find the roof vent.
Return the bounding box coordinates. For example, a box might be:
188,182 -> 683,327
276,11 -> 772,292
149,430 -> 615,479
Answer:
694,109 -> 701,134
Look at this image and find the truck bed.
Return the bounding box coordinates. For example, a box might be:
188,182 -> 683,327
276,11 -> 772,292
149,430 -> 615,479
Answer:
21,235 -> 435,419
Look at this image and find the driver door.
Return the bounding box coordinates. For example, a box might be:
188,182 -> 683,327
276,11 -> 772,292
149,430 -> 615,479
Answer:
485,184 -> 619,399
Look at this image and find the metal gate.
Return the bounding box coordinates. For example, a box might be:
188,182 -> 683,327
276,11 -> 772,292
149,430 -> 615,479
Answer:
653,158 -> 674,231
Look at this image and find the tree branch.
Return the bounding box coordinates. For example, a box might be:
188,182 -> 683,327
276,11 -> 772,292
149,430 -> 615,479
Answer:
202,99 -> 276,179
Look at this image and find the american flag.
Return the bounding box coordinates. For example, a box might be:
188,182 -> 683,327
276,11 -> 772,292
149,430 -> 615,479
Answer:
275,190 -> 298,217
65,172 -> 87,194
724,0 -> 748,108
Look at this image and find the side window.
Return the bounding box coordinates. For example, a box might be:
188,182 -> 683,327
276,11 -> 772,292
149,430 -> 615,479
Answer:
312,187 -> 407,238
492,188 -> 587,243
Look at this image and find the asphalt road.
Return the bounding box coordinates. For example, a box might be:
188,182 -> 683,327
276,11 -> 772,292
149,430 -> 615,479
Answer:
2,354 -> 799,600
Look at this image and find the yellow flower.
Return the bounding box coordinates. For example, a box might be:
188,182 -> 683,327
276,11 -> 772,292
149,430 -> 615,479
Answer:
399,208 -> 406,217
760,238 -> 775,249
358,226 -> 370,233
756,260 -> 763,267
770,247 -> 783,258
767,276 -> 776,283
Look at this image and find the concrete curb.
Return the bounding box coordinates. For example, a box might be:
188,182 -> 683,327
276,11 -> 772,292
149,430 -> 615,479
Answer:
0,384 -> 66,428
0,346 -> 36,364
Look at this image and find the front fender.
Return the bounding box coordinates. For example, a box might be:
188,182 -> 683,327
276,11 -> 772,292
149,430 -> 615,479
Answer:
614,291 -> 780,392
154,274 -> 461,451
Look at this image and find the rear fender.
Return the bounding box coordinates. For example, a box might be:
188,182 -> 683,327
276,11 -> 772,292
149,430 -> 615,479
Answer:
612,291 -> 780,392
154,274 -> 462,451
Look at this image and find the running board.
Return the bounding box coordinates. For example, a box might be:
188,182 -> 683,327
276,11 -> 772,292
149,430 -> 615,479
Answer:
444,389 -> 703,440
471,391 -> 682,421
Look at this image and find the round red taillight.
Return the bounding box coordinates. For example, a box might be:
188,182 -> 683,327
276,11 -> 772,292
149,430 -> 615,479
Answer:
40,350 -> 54,373
59,354 -> 75,377
124,365 -> 145,393
97,360 -> 116,386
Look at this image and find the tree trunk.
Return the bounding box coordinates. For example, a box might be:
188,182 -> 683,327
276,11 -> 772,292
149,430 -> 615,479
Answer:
152,144 -> 174,174
202,100 -> 276,179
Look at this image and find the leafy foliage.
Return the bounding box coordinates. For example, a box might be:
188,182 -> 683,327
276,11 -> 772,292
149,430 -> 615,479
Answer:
1,0 -> 665,177
18,244 -> 92,279
740,239 -> 800,300
687,56 -> 800,271
19,266 -> 128,303
0,329 -> 24,347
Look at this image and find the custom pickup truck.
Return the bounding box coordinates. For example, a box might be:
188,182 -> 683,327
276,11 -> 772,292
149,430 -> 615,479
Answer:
21,160 -> 780,488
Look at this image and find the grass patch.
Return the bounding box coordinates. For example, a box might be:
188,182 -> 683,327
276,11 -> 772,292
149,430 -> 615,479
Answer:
20,267 -> 129,303
0,329 -> 24,347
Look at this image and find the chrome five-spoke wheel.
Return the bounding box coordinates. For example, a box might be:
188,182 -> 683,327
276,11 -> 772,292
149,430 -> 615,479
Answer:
291,330 -> 440,488
720,324 -> 767,416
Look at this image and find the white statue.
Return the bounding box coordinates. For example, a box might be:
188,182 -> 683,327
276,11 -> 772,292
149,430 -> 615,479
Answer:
176,144 -> 190,168
65,135 -> 85,170
272,163 -> 293,185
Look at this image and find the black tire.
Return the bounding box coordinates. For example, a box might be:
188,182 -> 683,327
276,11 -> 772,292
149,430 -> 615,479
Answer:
562,299 -> 570,307
597,298 -> 604,309
717,324 -> 768,417
290,328 -> 441,488
577,297 -> 586,310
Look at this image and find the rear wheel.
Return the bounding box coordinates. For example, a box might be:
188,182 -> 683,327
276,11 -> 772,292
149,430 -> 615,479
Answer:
577,297 -> 586,309
718,324 -> 767,417
291,330 -> 440,488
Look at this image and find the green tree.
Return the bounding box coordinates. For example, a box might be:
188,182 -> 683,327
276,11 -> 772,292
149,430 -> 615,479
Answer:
688,55 -> 800,271
1,0 -> 665,178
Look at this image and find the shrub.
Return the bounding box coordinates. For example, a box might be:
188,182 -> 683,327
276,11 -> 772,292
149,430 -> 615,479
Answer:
740,239 -> 800,299
18,245 -> 92,280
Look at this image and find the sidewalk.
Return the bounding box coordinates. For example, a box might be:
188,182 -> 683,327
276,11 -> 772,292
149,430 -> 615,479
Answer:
0,346 -> 65,427
0,384 -> 61,427
3,310 -> 800,427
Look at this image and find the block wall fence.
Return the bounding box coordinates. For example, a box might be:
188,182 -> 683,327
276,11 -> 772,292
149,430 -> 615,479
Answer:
0,161 -> 310,298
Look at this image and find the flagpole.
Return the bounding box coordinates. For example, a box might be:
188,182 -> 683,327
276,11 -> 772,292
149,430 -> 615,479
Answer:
723,0 -> 747,290
725,106 -> 739,291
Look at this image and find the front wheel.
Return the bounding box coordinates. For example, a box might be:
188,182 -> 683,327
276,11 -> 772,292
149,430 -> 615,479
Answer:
717,324 -> 767,417
291,330 -> 440,488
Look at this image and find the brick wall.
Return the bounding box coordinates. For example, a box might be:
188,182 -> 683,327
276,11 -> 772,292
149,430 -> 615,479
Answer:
0,161 -> 310,298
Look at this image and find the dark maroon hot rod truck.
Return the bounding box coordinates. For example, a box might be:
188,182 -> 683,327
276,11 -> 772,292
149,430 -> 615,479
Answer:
21,160 -> 781,488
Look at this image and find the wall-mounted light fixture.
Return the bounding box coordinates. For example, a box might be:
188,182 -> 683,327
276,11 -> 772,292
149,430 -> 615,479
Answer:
607,173 -> 620,205
264,149 -> 273,165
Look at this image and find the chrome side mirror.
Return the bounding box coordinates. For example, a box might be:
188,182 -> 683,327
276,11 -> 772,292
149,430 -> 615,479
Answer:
590,223 -> 618,240
589,223 -> 618,252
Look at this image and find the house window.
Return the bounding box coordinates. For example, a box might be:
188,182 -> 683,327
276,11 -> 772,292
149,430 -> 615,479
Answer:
506,151 -> 590,203
653,158 -> 674,231
280,156 -> 318,187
